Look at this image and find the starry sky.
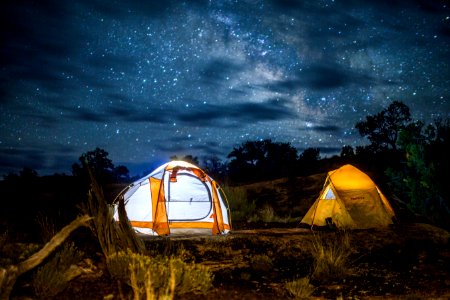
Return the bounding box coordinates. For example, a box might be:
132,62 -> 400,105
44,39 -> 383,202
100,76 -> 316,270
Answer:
1,0 -> 449,176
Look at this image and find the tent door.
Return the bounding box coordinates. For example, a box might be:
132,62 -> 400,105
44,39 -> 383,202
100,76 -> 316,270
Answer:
166,173 -> 212,221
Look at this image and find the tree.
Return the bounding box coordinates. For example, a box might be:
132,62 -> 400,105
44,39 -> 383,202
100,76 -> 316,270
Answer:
72,147 -> 128,184
202,155 -> 226,180
387,119 -> 450,227
297,148 -> 320,175
355,101 -> 411,151
227,139 -> 298,183
340,145 -> 354,158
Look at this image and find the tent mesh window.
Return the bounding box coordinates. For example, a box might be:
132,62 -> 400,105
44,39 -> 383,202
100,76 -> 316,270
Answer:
324,187 -> 336,199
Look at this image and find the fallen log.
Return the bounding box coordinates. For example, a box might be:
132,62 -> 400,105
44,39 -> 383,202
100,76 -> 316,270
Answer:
0,214 -> 92,300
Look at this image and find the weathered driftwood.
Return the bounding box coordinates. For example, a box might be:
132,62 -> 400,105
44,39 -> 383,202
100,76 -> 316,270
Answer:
0,214 -> 92,300
82,166 -> 144,259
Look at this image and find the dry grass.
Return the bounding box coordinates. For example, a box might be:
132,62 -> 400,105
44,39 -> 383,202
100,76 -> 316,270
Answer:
249,254 -> 273,272
221,185 -> 256,221
285,277 -> 315,299
32,242 -> 84,298
0,229 -> 7,252
35,213 -> 57,243
310,230 -> 351,282
107,250 -> 213,298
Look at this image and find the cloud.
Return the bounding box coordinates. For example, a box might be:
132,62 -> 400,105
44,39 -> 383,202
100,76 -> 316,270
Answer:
263,63 -> 395,93
199,58 -> 245,84
153,140 -> 228,159
299,125 -> 342,133
0,145 -> 78,176
319,147 -> 342,155
177,98 -> 296,127
55,102 -> 169,124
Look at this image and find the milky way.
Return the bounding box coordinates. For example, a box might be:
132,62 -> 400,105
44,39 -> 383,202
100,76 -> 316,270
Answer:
1,0 -> 449,176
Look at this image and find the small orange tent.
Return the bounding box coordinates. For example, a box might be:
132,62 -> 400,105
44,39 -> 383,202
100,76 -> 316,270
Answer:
301,164 -> 395,229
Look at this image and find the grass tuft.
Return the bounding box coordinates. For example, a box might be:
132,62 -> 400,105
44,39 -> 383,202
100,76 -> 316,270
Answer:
221,185 -> 256,221
32,242 -> 84,298
310,230 -> 351,282
249,254 -> 273,272
35,213 -> 57,243
107,249 -> 213,298
285,277 -> 315,299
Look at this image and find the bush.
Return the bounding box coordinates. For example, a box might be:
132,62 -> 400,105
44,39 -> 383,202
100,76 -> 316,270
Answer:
107,250 -> 213,298
221,186 -> 256,221
32,242 -> 83,298
35,213 -> 57,243
285,277 -> 315,299
310,231 -> 351,282
249,254 -> 273,272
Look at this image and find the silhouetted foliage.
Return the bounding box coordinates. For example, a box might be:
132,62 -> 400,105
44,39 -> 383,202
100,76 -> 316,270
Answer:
386,119 -> 450,227
202,155 -> 226,181
227,139 -> 298,183
72,147 -> 129,185
297,148 -> 320,176
340,145 -> 355,158
355,101 -> 411,151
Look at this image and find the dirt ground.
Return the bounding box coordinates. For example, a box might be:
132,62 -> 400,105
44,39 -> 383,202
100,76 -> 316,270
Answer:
7,222 -> 447,299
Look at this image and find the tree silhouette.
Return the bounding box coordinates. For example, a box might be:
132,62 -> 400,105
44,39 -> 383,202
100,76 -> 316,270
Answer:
227,139 -> 298,183
387,119 -> 450,227
340,145 -> 355,158
72,147 -> 129,184
297,147 -> 320,175
202,155 -> 226,180
355,101 -> 411,151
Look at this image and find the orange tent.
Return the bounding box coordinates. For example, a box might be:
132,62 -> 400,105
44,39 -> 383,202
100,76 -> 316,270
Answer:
301,164 -> 395,229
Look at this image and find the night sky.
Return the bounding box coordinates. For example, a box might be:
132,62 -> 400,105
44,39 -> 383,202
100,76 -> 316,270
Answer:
1,0 -> 449,176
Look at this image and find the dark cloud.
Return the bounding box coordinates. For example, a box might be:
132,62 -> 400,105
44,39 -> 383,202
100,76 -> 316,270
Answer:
154,141 -> 227,158
264,63 -> 395,93
82,0 -> 208,19
199,58 -> 245,84
56,103 -> 171,124
177,98 -> 296,127
0,147 -> 50,174
0,144 -> 79,176
299,125 -> 342,133
319,147 -> 342,155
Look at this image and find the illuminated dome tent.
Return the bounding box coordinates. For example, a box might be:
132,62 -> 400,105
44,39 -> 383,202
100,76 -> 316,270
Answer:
301,164 -> 395,229
114,161 -> 231,236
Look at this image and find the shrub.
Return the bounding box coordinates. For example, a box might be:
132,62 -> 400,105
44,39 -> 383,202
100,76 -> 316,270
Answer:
35,213 -> 57,243
221,185 -> 256,222
0,229 -> 7,252
1,243 -> 41,266
285,277 -> 315,299
32,242 -> 83,298
107,250 -> 213,298
310,231 -> 351,282
249,254 -> 273,272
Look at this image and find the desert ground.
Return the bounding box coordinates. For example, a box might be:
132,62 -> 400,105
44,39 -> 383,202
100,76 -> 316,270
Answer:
2,222 -> 448,299
1,174 -> 449,299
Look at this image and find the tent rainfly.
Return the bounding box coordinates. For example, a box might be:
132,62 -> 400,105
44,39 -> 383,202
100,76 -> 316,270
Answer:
114,161 -> 231,236
301,164 -> 395,229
